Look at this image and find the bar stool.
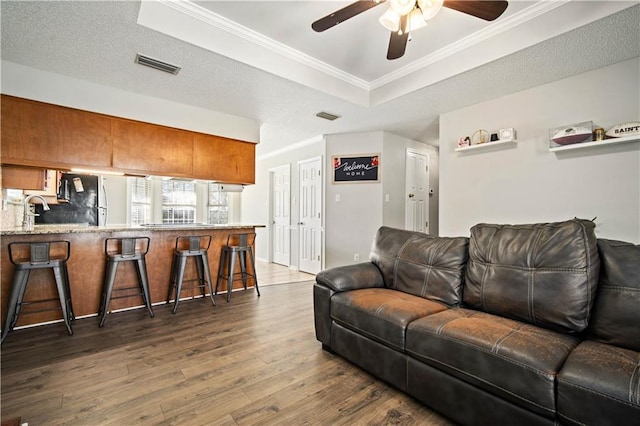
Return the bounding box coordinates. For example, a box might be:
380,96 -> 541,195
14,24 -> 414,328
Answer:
166,235 -> 216,314
99,237 -> 154,327
216,233 -> 260,302
2,240 -> 74,344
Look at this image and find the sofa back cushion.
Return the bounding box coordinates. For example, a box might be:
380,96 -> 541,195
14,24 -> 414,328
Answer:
463,219 -> 600,333
587,239 -> 640,351
370,226 -> 469,306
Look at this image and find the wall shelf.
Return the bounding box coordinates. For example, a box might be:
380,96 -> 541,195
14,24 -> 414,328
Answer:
549,135 -> 640,152
455,140 -> 516,152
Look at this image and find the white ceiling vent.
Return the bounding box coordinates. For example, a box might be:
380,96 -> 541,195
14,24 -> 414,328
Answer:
316,111 -> 341,121
135,54 -> 181,75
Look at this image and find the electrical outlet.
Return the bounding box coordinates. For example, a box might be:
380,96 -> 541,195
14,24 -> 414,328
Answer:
354,253 -> 360,262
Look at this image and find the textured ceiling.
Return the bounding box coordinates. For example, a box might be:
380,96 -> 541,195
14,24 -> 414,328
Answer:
1,1 -> 639,155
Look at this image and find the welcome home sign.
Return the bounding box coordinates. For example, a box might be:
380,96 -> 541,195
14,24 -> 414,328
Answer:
332,154 -> 380,183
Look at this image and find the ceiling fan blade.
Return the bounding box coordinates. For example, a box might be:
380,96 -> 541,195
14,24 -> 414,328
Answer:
443,0 -> 508,21
312,0 -> 385,32
387,15 -> 409,60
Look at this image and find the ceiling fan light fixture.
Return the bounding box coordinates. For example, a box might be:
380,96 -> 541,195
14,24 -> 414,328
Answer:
418,0 -> 444,20
389,0 -> 416,17
407,8 -> 427,32
379,7 -> 401,32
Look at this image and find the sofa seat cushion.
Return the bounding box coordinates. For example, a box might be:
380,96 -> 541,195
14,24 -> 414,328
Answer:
557,340 -> 640,426
406,308 -> 580,418
331,288 -> 449,351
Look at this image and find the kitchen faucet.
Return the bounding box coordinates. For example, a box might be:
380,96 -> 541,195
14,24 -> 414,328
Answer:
23,194 -> 50,231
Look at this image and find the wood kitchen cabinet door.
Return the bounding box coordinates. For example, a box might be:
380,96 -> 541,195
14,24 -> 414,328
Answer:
1,95 -> 112,168
1,96 -> 64,165
59,108 -> 112,167
112,119 -> 193,176
193,134 -> 255,184
1,165 -> 47,190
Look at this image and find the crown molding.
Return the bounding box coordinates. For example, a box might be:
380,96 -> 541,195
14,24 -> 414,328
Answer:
370,0 -> 570,88
159,0 -> 372,91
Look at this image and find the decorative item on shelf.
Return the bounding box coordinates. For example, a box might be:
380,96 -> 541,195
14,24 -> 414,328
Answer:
549,121 -> 593,146
605,121 -> 640,138
499,128 -> 516,142
490,133 -> 499,142
471,129 -> 489,145
593,128 -> 605,141
457,136 -> 470,148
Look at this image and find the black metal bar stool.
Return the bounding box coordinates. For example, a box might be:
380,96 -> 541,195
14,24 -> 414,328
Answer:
216,233 -> 260,302
99,237 -> 154,327
2,240 -> 74,344
166,235 -> 216,314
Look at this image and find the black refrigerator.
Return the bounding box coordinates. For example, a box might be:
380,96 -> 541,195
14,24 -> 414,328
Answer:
35,173 -> 108,226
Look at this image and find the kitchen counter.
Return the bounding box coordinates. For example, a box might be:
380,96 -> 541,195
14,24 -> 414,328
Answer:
1,224 -> 265,331
1,223 -> 264,236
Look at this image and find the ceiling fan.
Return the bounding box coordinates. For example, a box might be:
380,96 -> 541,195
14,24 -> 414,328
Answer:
312,0 -> 509,60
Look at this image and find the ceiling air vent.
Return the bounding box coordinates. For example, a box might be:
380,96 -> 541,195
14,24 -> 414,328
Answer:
316,111 -> 341,121
135,54 -> 181,75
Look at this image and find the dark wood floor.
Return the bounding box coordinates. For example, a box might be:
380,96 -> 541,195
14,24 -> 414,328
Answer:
1,280 -> 454,425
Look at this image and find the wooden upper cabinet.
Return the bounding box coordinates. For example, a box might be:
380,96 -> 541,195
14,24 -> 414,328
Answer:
2,97 -> 64,165
1,165 -> 47,190
193,134 -> 255,184
1,95 -> 111,168
1,95 -> 256,181
112,119 -> 193,176
58,107 -> 112,167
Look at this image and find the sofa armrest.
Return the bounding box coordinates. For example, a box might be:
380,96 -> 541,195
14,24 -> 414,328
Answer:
315,262 -> 385,292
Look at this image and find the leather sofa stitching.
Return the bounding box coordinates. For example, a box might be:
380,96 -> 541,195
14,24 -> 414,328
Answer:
631,361 -> 640,404
468,260 -> 590,273
408,352 -> 556,414
579,220 -> 595,326
529,228 -> 544,325
394,237 -> 415,289
557,376 -> 640,408
557,412 -> 588,426
411,329 -> 558,377
332,319 -> 404,350
492,323 -> 524,354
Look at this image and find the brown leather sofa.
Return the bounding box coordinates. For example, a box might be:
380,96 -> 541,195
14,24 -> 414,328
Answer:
313,219 -> 640,425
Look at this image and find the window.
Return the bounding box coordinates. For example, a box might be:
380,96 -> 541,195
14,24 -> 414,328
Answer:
130,177 -> 151,225
161,179 -> 196,224
208,183 -> 229,224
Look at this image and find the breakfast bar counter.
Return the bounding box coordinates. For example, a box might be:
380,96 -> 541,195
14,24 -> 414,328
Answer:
1,224 -> 264,329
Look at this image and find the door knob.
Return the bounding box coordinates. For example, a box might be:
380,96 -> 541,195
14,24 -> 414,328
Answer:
408,193 -> 415,198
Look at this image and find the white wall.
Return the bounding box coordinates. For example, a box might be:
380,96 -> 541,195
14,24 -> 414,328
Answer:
440,59 -> 640,243
325,132 -> 384,268
381,133 -> 439,235
1,61 -> 260,143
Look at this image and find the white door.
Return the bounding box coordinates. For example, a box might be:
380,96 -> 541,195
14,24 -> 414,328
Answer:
298,157 -> 322,274
405,150 -> 429,234
270,165 -> 291,266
